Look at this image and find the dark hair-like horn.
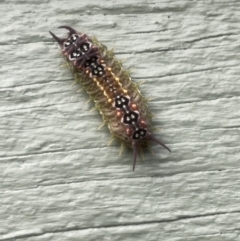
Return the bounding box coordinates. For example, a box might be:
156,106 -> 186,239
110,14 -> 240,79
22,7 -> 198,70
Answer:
49,31 -> 65,46
132,141 -> 139,171
148,134 -> 171,153
58,26 -> 77,35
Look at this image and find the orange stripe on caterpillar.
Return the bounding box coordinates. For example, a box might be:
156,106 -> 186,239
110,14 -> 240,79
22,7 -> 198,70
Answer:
49,26 -> 171,171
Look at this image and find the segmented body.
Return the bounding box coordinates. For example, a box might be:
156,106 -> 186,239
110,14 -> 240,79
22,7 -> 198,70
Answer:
49,26 -> 170,170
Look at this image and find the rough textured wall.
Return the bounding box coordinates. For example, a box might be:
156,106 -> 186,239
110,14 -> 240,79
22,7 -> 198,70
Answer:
1,0 -> 240,240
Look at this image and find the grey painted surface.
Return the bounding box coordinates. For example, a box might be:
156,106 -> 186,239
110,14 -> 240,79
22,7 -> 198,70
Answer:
1,0 -> 240,240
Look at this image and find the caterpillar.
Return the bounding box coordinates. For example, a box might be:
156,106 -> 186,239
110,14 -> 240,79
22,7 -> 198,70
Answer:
49,26 -> 171,171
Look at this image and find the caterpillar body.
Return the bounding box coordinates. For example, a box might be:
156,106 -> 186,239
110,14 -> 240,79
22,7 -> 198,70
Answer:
49,26 -> 170,171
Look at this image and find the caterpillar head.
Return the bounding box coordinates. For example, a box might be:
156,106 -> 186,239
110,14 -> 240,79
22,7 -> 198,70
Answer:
49,26 -> 79,48
50,26 -> 99,69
